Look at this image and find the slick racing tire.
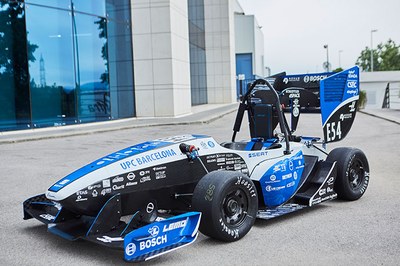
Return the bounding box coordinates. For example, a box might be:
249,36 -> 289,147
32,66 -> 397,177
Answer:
327,147 -> 370,201
192,171 -> 258,242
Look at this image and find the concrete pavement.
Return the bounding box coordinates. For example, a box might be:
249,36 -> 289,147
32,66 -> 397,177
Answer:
1,104 -> 398,145
360,108 -> 400,125
1,110 -> 399,266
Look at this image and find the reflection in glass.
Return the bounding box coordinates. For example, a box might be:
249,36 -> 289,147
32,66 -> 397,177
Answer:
106,0 -> 135,118
72,0 -> 106,17
25,0 -> 70,10
0,2 -> 32,130
0,0 -> 134,131
73,13 -> 110,122
26,4 -> 76,127
188,0 -> 207,105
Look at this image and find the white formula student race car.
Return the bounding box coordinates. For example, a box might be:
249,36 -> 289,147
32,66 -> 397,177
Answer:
24,66 -> 369,262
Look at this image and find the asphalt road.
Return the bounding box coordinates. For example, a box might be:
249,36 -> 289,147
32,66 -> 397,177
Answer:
1,111 -> 399,266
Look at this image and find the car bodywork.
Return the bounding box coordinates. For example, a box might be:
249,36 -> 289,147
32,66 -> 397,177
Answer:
23,66 -> 368,262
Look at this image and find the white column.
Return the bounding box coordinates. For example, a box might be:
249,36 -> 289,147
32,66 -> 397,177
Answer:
204,0 -> 237,104
131,0 -> 191,117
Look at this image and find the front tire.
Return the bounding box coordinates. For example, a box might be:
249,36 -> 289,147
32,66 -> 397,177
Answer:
327,147 -> 370,200
192,171 -> 258,242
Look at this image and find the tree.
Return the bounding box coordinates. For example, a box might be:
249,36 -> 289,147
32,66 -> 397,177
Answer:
332,67 -> 343,73
0,1 -> 38,123
356,39 -> 400,71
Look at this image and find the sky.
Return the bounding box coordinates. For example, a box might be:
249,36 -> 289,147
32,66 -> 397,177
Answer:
237,0 -> 400,75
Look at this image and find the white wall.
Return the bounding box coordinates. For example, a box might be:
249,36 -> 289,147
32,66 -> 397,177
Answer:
131,0 -> 191,117
204,0 -> 237,104
360,71 -> 400,109
234,13 -> 265,77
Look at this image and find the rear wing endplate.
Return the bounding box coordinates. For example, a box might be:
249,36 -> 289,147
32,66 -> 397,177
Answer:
320,66 -> 359,143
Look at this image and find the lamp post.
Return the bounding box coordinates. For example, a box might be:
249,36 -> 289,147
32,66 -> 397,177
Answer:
338,50 -> 343,69
370,29 -> 377,72
323,44 -> 330,72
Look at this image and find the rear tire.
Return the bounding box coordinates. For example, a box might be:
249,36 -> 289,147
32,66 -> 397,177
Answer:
192,171 -> 258,242
327,147 -> 370,200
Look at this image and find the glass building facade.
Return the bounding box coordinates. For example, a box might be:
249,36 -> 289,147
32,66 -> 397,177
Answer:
188,0 -> 207,105
0,0 -> 134,131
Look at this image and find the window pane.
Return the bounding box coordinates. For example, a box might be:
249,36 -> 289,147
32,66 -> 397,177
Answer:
25,0 -> 70,10
0,2 -> 31,130
73,13 -> 110,122
26,4 -> 77,127
72,0 -> 106,17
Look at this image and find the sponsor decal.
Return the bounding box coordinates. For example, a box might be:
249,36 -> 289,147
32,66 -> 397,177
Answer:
102,179 -> 111,188
155,171 -> 166,180
148,226 -> 160,237
286,181 -> 295,188
319,188 -> 327,196
293,107 -> 300,117
98,236 -> 124,243
340,113 -> 353,121
304,74 -> 328,83
140,176 -> 151,183
126,181 -> 138,186
140,170 -> 150,176
234,164 -> 242,171
349,101 -> 356,112
127,172 -> 136,181
76,195 -> 87,202
120,149 -> 177,170
146,202 -> 155,213
282,173 -> 292,180
88,184 -> 101,190
348,70 -> 358,79
163,220 -> 187,232
125,243 -> 136,256
266,185 -> 285,192
347,81 -> 357,89
153,166 -> 166,171
248,151 -> 268,158
273,163 -> 286,173
270,175 -> 277,181
327,176 -> 335,186
76,190 -> 88,196
112,184 -> 124,190
283,77 -> 300,84
217,157 -> 226,163
288,160 -> 294,171
39,213 -> 55,221
208,141 -> 215,148
101,188 -> 112,195
112,176 -> 124,183
92,190 -> 98,197
139,235 -> 168,251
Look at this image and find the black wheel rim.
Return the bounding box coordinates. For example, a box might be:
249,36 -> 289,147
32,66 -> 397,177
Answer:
221,188 -> 249,227
348,158 -> 365,191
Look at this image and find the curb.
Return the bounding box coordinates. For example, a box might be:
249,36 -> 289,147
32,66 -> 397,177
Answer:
359,110 -> 400,126
0,104 -> 238,145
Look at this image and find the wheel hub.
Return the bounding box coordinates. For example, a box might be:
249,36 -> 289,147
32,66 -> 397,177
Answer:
349,159 -> 364,189
222,189 -> 248,226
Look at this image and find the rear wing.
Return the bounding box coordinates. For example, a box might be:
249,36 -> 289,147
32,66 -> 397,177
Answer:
320,66 -> 359,143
